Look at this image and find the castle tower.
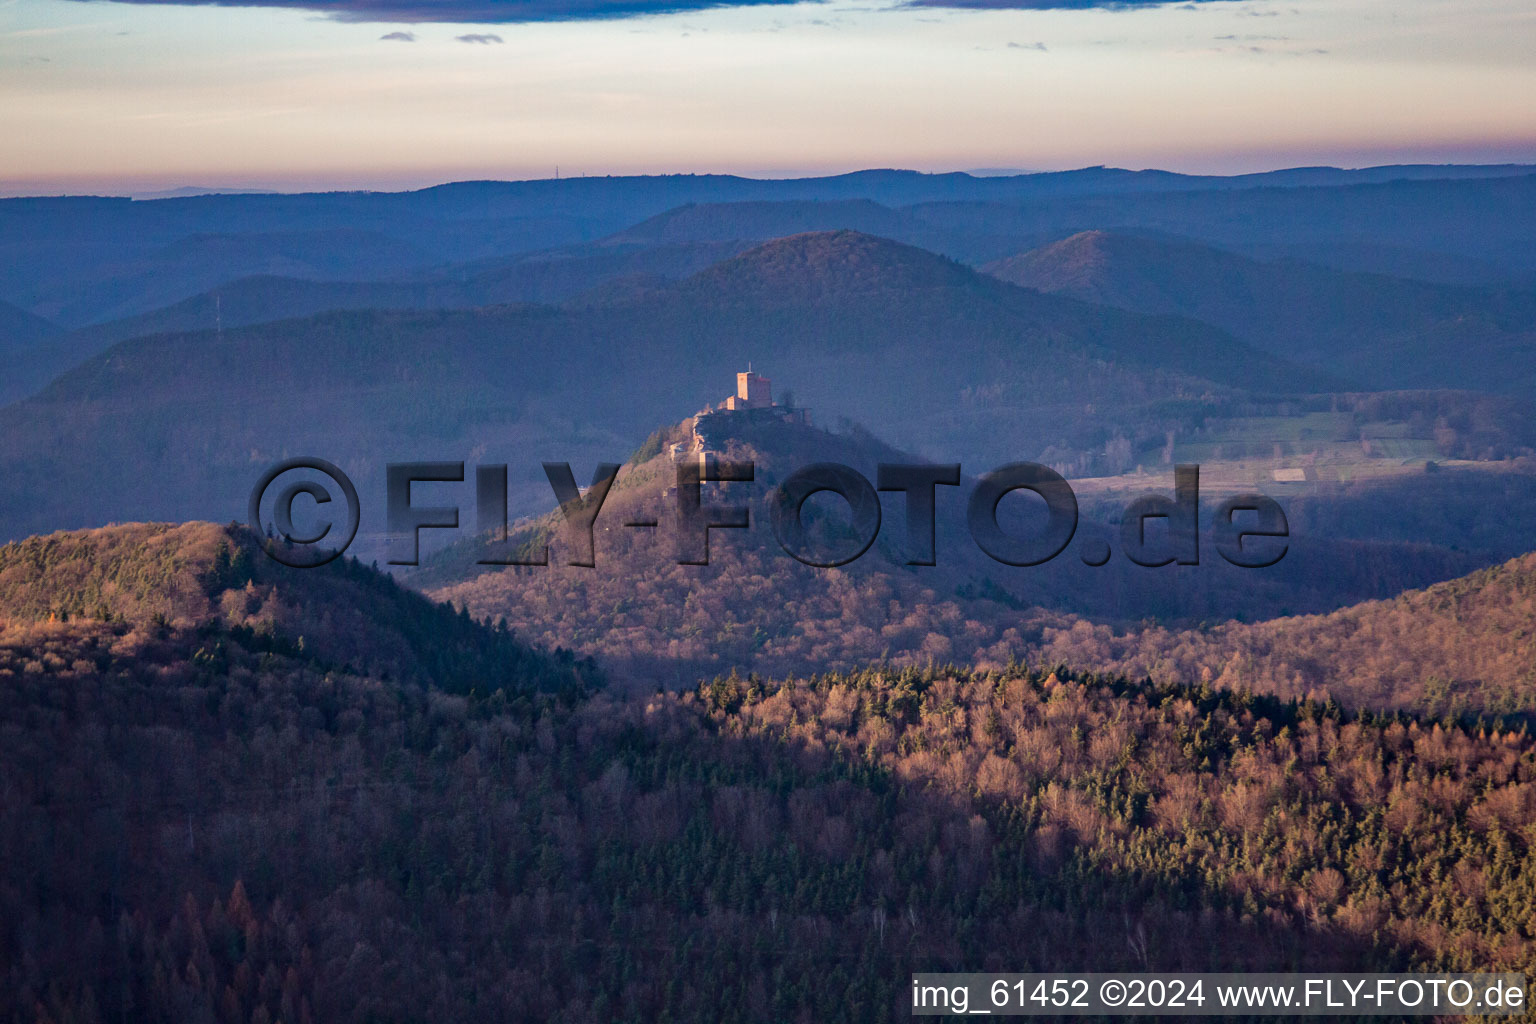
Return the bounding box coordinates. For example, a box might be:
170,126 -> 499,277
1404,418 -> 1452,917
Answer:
736,369 -> 772,409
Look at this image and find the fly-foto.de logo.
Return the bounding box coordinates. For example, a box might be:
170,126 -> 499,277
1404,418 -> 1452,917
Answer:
249,457 -> 1288,571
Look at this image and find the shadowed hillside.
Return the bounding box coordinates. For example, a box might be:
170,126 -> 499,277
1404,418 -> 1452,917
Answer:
679,228 -> 974,296
5,641 -> 1535,1019
0,299 -> 59,358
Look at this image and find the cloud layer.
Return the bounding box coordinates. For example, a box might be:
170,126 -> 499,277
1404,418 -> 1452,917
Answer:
910,0 -> 1241,8
66,0 -> 811,23
69,0 -> 1252,22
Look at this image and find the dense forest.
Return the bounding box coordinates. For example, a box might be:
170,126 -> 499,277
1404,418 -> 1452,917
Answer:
5,626 -> 1536,1021
4,525 -> 1536,1020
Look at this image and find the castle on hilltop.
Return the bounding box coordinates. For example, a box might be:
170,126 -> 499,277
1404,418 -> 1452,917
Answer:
703,367 -> 809,423
670,368 -> 810,465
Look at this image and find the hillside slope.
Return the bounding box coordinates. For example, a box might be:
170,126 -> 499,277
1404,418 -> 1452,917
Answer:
984,231 -> 1536,397
1041,550 -> 1536,714
417,410 -> 1037,687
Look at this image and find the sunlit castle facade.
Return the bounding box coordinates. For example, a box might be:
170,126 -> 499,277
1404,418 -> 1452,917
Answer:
703,367 -> 805,421
720,369 -> 773,411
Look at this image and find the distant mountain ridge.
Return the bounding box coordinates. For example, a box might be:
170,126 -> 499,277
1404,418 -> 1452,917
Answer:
5,168 -> 1534,406
634,231 -> 1340,391
0,230 -> 1338,544
611,199 -> 914,246
0,238 -> 750,405
6,165 -> 1533,328
985,230 -> 1536,398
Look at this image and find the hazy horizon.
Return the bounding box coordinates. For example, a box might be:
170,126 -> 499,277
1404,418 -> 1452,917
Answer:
4,158 -> 1535,200
4,0 -> 1535,195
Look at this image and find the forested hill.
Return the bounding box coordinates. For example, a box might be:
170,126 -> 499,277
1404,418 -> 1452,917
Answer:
416,407 -> 1507,698
0,521 -> 593,694
1040,550 -> 1536,716
416,409 -> 1042,688
4,650 -> 1535,1021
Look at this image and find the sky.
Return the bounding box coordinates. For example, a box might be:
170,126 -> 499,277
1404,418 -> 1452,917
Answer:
1,0 -> 1534,194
